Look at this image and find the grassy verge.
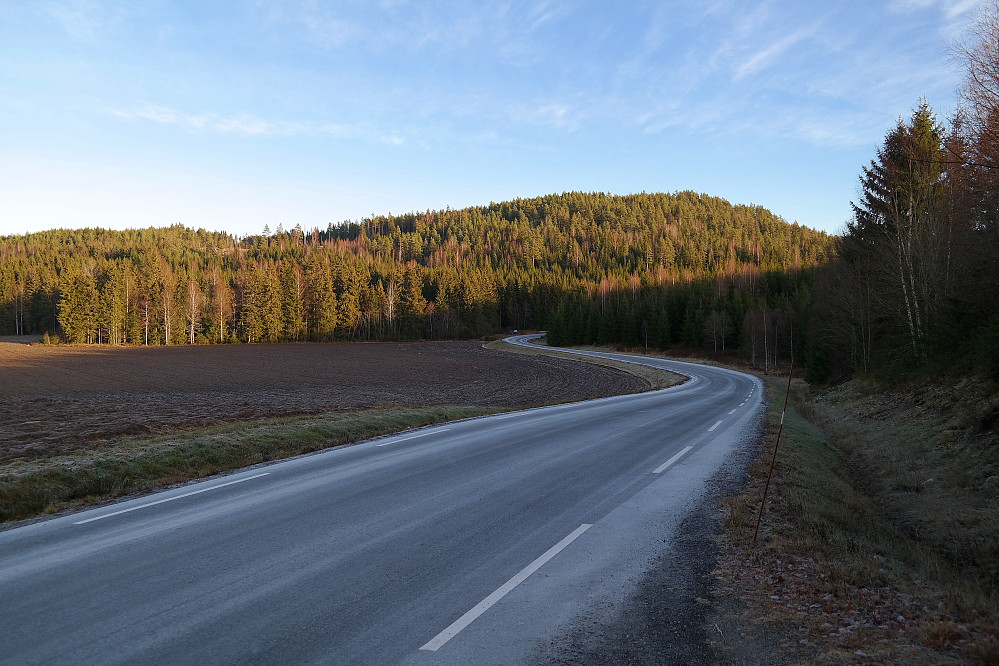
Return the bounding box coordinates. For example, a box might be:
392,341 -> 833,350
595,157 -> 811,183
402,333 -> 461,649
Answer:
715,376 -> 999,664
487,339 -> 686,390
0,405 -> 503,524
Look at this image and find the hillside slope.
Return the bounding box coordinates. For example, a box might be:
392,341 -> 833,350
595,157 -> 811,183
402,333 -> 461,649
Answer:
717,375 -> 999,663
0,191 -> 835,354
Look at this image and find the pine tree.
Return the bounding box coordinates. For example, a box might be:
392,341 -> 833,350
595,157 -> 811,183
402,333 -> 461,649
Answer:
244,266 -> 281,343
333,257 -> 361,338
305,257 -> 337,341
58,273 -> 98,343
280,261 -> 305,341
399,266 -> 428,339
848,103 -> 947,362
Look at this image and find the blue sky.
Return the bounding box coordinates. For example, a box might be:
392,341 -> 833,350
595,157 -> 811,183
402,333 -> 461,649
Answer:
0,0 -> 981,237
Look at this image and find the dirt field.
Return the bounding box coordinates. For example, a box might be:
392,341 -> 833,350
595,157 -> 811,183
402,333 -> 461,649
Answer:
0,340 -> 646,463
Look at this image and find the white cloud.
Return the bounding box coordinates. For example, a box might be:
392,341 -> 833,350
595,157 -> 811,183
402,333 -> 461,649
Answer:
615,0 -> 970,151
524,0 -> 571,32
734,22 -> 821,79
639,97 -> 733,137
784,110 -> 888,148
888,0 -> 979,36
503,101 -> 582,131
113,104 -> 407,145
889,0 -> 977,16
38,0 -> 122,42
258,0 -> 358,49
379,134 -> 405,146
536,103 -> 569,124
119,105 -> 304,136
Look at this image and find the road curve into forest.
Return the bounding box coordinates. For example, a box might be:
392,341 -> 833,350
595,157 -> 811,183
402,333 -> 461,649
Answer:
0,336 -> 763,665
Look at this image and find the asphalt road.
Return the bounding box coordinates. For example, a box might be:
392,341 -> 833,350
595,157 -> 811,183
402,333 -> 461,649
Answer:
0,337 -> 763,665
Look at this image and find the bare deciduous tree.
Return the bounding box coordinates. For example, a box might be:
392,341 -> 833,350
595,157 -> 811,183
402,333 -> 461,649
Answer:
954,1 -> 999,149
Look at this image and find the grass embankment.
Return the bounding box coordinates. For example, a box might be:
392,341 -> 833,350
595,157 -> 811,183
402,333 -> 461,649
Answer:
487,339 -> 686,390
0,406 -> 502,524
717,375 -> 999,664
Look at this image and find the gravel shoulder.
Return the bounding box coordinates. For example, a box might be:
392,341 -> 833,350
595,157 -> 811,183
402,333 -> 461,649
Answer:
533,414 -> 768,665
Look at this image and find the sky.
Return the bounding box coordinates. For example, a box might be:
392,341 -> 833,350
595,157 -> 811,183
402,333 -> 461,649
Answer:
0,0 -> 984,238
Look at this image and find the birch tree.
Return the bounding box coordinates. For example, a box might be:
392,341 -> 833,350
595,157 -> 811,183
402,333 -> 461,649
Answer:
848,103 -> 947,362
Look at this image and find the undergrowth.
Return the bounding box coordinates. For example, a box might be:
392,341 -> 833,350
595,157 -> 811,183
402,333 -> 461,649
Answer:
720,375 -> 999,664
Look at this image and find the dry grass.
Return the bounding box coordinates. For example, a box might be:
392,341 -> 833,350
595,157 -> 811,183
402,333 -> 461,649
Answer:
0,406 -> 504,524
803,380 -> 999,615
716,374 -> 999,664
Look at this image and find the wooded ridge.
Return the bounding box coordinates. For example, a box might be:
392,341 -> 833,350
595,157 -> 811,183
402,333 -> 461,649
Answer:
0,190 -> 833,370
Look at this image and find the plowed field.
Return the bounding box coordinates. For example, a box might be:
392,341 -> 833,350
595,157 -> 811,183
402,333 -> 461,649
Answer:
0,340 -> 645,463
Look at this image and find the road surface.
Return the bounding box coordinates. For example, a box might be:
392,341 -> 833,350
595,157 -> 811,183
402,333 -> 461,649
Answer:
0,336 -> 763,664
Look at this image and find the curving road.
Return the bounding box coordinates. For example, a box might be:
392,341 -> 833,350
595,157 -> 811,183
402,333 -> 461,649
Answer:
0,336 -> 763,665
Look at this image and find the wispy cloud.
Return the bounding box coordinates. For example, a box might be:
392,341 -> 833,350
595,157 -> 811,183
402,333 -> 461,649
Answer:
533,103 -> 572,128
118,105 -> 306,136
38,0 -> 125,42
734,22 -> 821,79
888,0 -> 979,37
793,114 -> 883,148
114,104 -> 406,145
889,0 -> 978,18
258,0 -> 487,53
258,0 -> 358,49
605,0 -> 972,152
499,99 -> 584,132
256,0 -> 575,66
523,0 -> 571,32
379,134 -> 405,146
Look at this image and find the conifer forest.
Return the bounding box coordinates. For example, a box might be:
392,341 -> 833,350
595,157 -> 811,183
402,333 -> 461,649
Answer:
0,191 -> 832,360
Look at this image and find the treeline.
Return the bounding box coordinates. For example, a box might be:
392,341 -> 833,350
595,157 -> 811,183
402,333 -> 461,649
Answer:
803,102 -> 999,381
545,269 -> 809,373
802,5 -> 999,382
0,191 -> 834,353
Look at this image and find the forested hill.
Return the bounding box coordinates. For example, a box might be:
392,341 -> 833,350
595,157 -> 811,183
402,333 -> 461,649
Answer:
316,191 -> 832,277
0,190 -> 834,360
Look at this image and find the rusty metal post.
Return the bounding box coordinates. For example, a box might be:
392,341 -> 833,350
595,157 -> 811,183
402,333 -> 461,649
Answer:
754,357 -> 793,541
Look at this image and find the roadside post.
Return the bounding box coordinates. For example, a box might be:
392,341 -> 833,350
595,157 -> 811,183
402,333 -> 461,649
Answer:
754,358 -> 793,542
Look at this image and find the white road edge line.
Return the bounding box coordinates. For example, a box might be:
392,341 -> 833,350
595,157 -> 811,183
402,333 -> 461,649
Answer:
420,523 -> 593,652
74,473 -> 271,525
375,428 -> 451,447
708,420 -> 723,432
653,445 -> 693,474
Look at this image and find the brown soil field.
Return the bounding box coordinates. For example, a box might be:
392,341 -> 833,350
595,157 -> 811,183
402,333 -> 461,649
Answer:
0,340 -> 645,464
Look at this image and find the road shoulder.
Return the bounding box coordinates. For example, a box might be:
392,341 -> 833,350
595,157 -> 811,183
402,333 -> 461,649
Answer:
531,396 -> 787,664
